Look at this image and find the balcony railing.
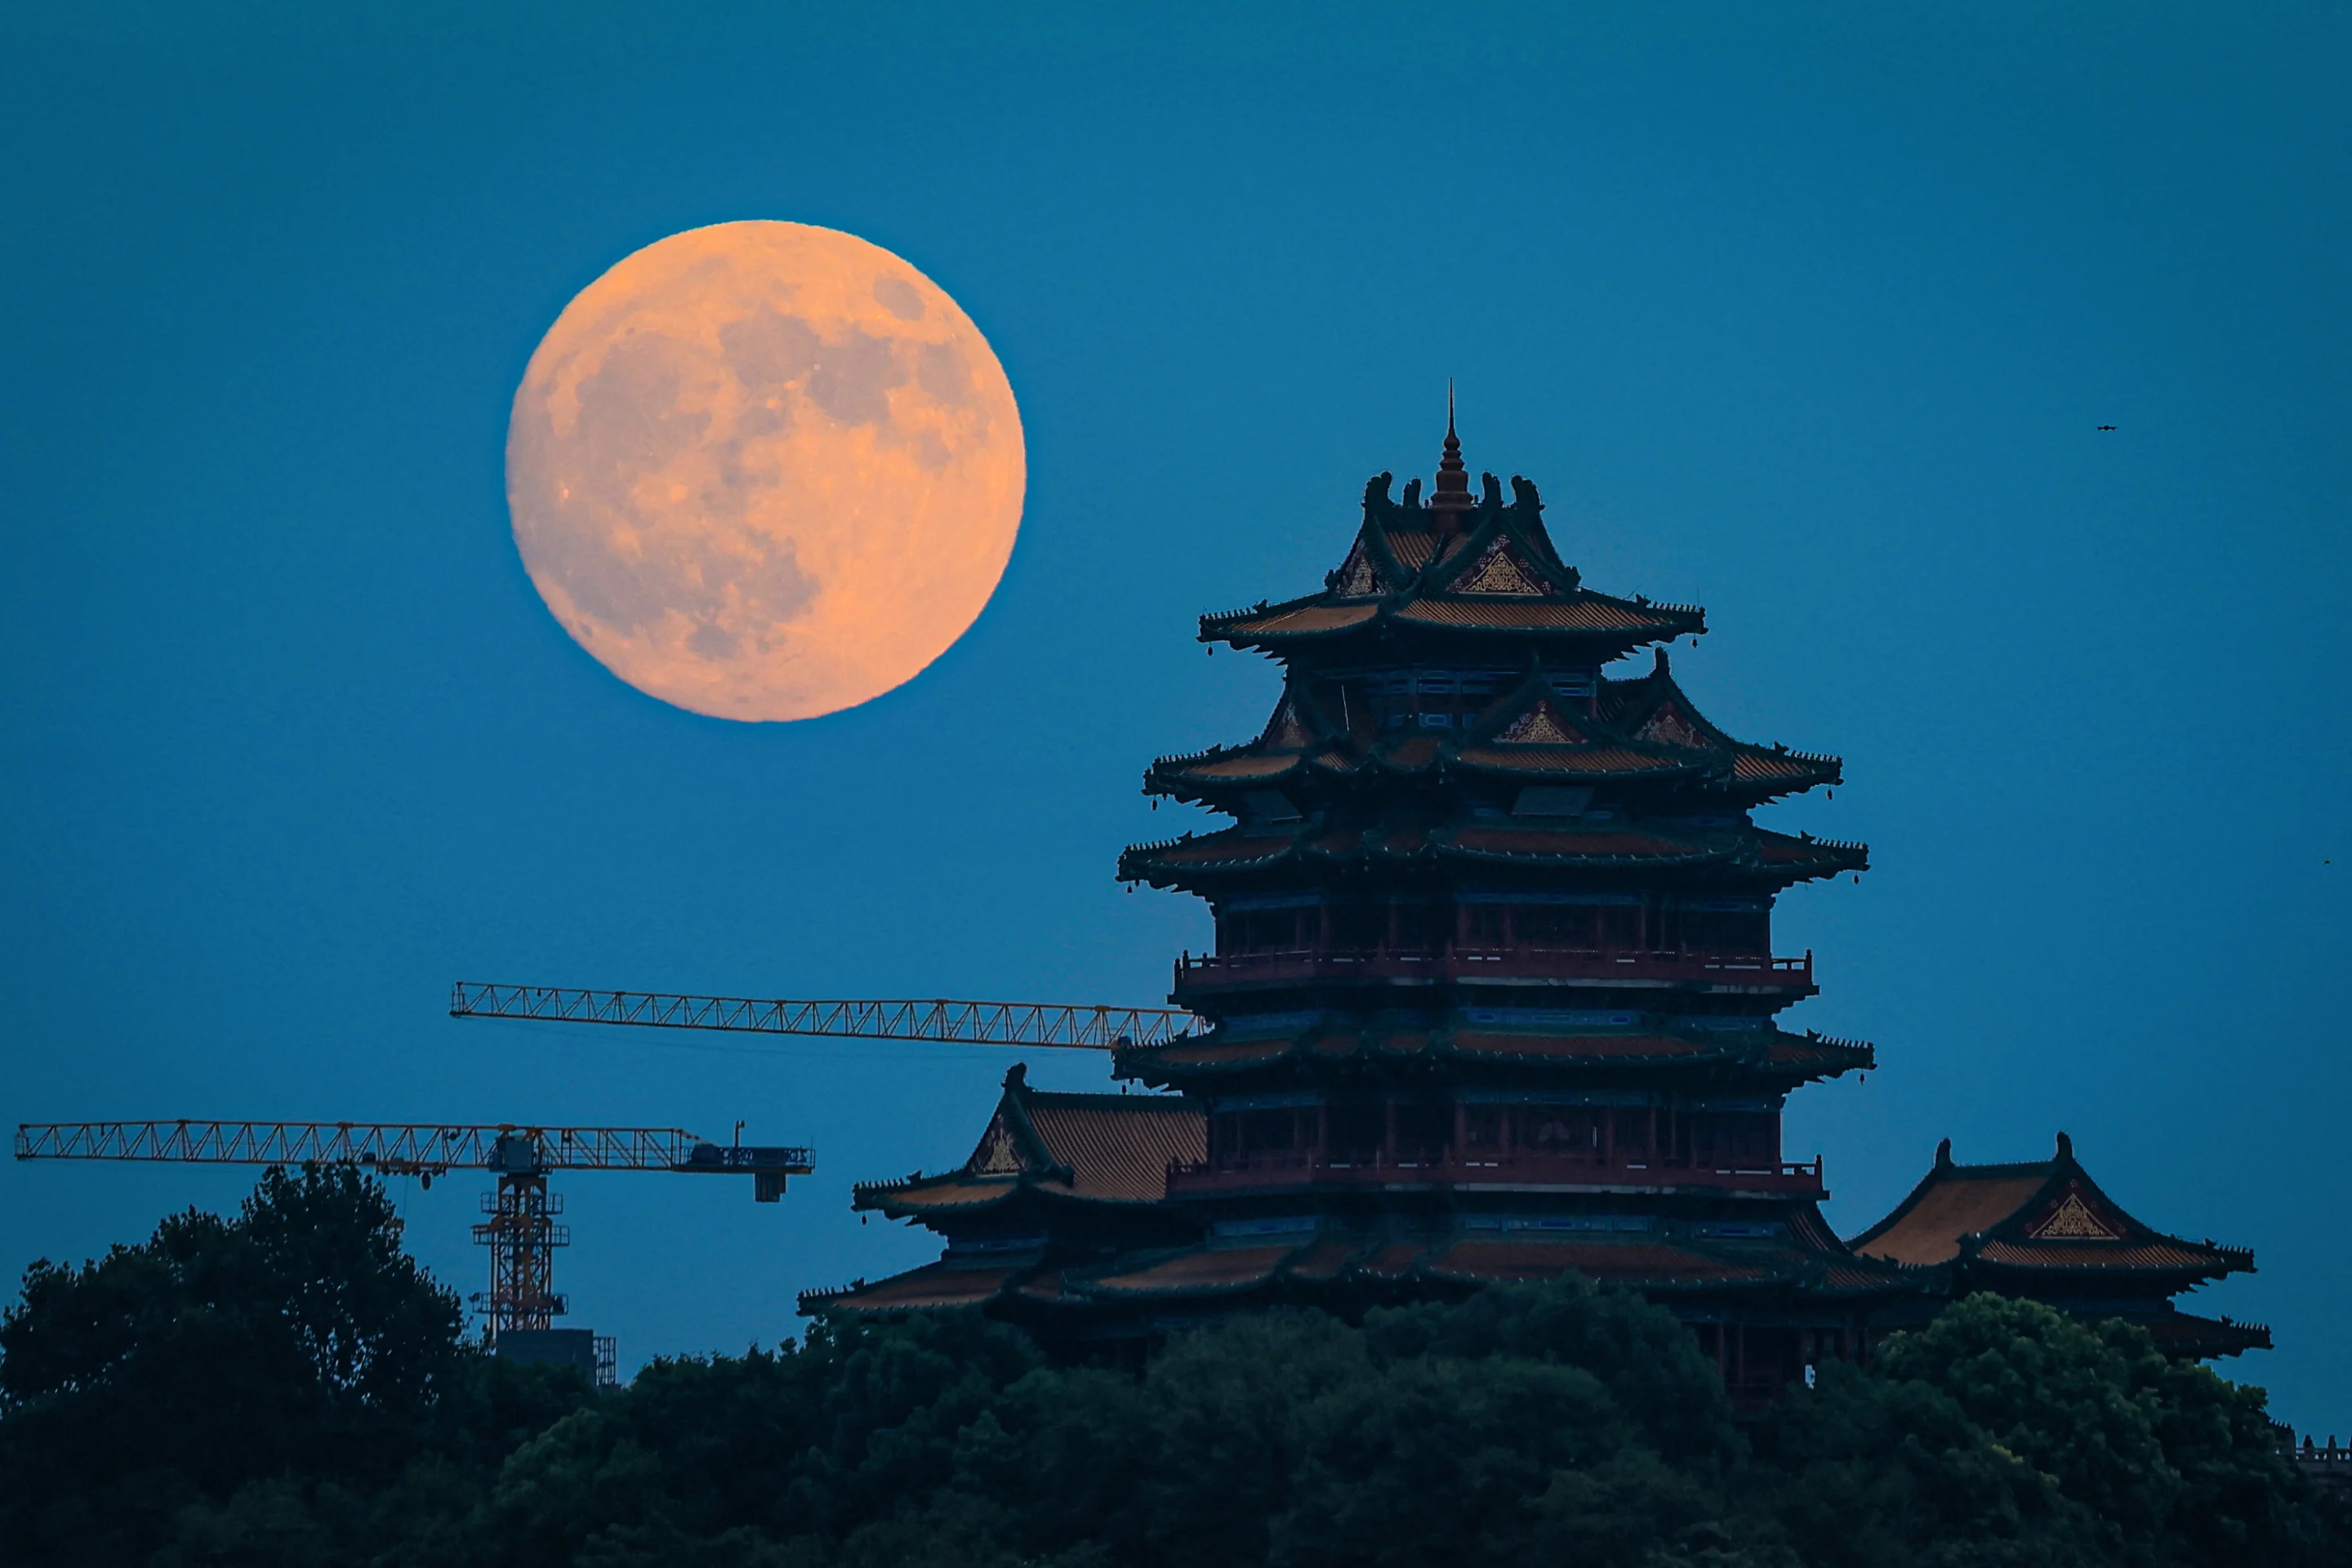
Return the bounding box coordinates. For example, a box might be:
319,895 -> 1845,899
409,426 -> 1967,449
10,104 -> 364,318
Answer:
1175,946 -> 1815,991
1165,1148 -> 1825,1196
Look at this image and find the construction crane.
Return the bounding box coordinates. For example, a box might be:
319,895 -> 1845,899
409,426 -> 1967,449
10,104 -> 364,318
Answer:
13,1120 -> 812,1345
449,982 -> 1193,1050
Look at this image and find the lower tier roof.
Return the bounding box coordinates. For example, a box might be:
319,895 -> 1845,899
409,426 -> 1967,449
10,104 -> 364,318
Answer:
804,1227 -> 1918,1318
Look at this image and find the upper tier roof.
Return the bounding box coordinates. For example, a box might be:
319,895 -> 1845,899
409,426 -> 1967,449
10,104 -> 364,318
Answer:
1200,424 -> 1704,657
1147,649 -> 1841,808
1847,1133 -> 2254,1286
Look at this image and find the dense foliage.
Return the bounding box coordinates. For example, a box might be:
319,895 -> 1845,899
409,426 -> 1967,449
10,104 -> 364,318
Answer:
2,1169 -> 2343,1567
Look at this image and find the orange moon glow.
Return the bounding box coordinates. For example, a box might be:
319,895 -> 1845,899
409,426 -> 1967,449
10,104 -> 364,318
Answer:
506,221 -> 1025,721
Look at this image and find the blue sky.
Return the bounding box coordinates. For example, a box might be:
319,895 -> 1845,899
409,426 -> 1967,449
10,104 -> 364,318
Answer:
4,4 -> 2345,1424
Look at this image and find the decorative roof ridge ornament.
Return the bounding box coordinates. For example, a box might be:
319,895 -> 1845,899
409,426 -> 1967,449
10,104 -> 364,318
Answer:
1428,381 -> 1475,540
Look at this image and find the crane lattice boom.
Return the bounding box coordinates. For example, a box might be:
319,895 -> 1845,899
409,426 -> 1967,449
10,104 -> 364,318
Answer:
449,982 -> 1192,1050
13,1120 -> 812,1178
17,1118 -> 813,1343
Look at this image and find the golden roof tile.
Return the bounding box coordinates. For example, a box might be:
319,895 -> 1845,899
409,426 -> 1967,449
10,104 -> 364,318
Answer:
1222,604 -> 1380,636
1394,599 -> 1677,630
1853,1175 -> 2048,1266
1025,1100 -> 1204,1203
1085,1245 -> 1294,1295
1454,745 -> 1681,773
1446,827 -> 1704,858
1182,753 -> 1303,780
1975,1239 -> 2229,1270
817,1261 -> 1022,1312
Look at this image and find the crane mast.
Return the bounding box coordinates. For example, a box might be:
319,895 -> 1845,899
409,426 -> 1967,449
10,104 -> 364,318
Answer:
14,1120 -> 812,1342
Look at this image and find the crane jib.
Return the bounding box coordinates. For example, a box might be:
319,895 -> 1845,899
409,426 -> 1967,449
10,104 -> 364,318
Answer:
13,1121 -> 813,1178
447,982 -> 1194,1050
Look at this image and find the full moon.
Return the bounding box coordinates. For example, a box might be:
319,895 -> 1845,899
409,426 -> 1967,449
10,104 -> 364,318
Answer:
505,221 -> 1025,721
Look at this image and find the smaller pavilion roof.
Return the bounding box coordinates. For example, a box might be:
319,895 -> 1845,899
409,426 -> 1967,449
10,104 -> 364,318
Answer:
852,1064 -> 1203,1221
1848,1133 -> 2253,1287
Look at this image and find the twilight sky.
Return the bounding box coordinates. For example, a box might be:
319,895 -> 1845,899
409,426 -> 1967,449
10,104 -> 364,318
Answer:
3,5 -> 2345,1424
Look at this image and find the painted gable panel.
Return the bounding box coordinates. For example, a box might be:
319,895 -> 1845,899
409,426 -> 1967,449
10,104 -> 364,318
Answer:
1266,697 -> 1313,749
1637,702 -> 1713,752
2029,1189 -> 2123,1241
969,1111 -> 1028,1177
1497,701 -> 1587,745
1453,537 -> 1548,596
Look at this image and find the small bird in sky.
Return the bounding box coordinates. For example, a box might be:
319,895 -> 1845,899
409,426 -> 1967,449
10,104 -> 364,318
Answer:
2096,425 -> 2118,431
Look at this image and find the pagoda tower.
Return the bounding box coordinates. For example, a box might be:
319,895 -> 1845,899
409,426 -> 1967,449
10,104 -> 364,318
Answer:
817,418 -> 1906,1401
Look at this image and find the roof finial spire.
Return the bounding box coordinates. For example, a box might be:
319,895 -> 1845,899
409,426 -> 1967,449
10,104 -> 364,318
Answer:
1430,379 -> 1473,536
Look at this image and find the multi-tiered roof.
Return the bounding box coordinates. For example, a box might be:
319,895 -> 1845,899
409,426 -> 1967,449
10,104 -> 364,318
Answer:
1118,416 -> 1868,1107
